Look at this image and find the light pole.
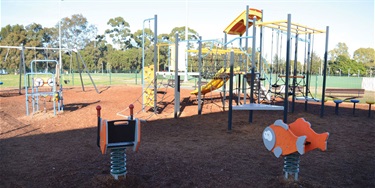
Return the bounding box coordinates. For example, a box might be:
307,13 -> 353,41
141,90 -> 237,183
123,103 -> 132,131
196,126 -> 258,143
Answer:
339,68 -> 341,76
59,0 -> 63,84
348,68 -> 350,77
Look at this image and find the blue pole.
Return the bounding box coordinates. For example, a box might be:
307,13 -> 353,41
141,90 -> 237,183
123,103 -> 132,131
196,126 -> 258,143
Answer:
283,14 -> 292,123
198,36 -> 202,115
249,15 -> 257,123
153,15 -> 158,113
228,51 -> 234,131
320,26 -> 329,118
142,17 -> 155,111
174,32 -> 179,118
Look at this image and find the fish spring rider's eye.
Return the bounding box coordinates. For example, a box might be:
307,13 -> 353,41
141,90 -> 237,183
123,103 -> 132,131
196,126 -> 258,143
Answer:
262,127 -> 276,151
263,130 -> 273,141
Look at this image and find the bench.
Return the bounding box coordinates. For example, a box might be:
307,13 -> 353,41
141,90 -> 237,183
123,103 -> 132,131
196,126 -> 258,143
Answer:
326,88 -> 364,100
325,88 -> 365,115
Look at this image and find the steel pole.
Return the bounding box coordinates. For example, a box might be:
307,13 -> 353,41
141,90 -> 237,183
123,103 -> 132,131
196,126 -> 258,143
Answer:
198,36 -> 202,115
153,15 -> 158,113
174,32 -> 179,118
320,26 -> 329,118
292,33 -> 298,113
249,15 -> 257,123
304,34 -> 312,111
283,14 -> 292,123
228,51 -> 234,131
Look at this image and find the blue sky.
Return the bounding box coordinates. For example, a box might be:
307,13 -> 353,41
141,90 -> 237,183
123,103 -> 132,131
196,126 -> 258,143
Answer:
1,0 -> 374,60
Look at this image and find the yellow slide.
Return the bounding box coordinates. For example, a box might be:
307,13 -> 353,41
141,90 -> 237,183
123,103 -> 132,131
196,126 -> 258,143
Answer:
191,67 -> 240,95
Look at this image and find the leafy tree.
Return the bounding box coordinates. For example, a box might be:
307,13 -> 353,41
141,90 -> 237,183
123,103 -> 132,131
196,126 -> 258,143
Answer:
80,42 -> 101,71
310,52 -> 322,75
105,17 -> 132,50
353,47 -> 374,65
133,28 -> 154,48
168,26 -> 199,41
329,42 -> 350,61
0,24 -> 27,71
60,14 -> 97,50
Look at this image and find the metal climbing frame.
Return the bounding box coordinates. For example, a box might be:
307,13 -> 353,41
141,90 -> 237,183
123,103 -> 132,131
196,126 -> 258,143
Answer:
25,60 -> 62,115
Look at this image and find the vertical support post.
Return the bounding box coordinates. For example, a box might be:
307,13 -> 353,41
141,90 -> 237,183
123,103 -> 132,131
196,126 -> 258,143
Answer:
320,26 -> 329,118
198,36 -> 202,115
222,33 -> 228,111
174,32 -> 180,119
184,2 -> 188,82
141,17 -> 155,112
228,51 -> 234,131
258,9 -> 264,104
153,15 -> 158,113
243,5 -> 249,105
283,14 -> 292,123
25,73 -> 29,115
141,20 -> 146,111
292,33 -> 299,113
96,105 -> 101,147
304,34 -> 312,111
249,16 -> 257,123
19,44 -> 25,95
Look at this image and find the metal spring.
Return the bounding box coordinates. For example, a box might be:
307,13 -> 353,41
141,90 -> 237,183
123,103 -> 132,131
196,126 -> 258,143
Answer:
110,147 -> 127,180
283,152 -> 301,181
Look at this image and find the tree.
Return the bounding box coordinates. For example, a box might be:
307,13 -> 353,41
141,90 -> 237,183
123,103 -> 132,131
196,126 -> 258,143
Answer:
105,17 -> 133,50
310,52 -> 322,75
133,28 -> 154,49
59,14 -> 97,50
168,26 -> 199,41
329,42 -> 350,61
0,24 -> 27,71
80,42 -> 101,72
353,47 -> 374,64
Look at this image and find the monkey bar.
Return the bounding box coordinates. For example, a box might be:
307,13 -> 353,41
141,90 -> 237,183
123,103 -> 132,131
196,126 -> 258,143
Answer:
258,20 -> 325,34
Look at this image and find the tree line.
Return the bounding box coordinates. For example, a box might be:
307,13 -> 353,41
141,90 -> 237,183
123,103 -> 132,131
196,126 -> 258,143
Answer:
0,14 -> 374,76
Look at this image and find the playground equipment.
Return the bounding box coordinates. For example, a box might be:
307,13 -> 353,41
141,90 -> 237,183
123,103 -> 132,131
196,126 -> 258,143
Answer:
190,67 -> 240,96
25,60 -> 63,115
262,118 -> 329,180
142,15 -> 158,113
224,8 -> 262,35
96,104 -> 141,180
224,6 -> 330,130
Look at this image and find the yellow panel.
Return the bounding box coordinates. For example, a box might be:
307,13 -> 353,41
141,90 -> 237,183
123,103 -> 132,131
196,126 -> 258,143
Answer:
224,8 -> 262,36
143,88 -> 154,107
144,65 -> 154,84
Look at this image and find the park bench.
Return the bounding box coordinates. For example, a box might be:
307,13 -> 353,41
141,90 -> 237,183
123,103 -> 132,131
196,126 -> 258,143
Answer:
325,88 -> 365,115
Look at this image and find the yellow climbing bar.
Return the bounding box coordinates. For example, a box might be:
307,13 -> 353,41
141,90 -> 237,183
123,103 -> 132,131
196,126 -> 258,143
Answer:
258,20 -> 325,34
224,8 -> 262,36
187,48 -> 246,55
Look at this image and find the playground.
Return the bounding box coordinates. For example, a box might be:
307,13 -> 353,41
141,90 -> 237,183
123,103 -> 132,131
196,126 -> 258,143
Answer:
0,85 -> 374,187
1,4 -> 375,187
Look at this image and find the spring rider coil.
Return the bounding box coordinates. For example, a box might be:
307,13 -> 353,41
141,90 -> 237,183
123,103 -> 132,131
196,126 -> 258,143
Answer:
96,104 -> 141,180
262,118 -> 329,181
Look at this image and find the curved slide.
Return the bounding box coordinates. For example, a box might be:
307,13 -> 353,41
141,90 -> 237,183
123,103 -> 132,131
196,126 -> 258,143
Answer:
191,67 -> 240,95
190,78 -> 228,95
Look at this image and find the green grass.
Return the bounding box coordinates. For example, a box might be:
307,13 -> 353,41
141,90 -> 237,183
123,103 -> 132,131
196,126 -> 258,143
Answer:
1,73 -> 373,103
